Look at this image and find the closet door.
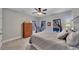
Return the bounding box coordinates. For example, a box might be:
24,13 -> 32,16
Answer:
0,8 -> 2,49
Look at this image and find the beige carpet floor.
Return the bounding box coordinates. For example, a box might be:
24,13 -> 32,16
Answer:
1,38 -> 37,50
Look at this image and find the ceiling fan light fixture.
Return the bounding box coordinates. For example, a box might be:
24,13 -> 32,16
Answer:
32,8 -> 47,16
37,12 -> 43,16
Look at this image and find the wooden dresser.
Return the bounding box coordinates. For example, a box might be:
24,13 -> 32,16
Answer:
23,22 -> 32,38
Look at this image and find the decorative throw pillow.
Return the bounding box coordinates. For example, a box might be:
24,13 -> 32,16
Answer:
57,29 -> 68,39
66,31 -> 79,47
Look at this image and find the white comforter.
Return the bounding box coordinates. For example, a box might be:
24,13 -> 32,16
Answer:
30,32 -> 70,50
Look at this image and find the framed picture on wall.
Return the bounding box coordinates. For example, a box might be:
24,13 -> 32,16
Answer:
47,22 -> 51,26
53,19 -> 62,32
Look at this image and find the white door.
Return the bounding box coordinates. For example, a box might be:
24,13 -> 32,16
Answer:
0,8 -> 2,49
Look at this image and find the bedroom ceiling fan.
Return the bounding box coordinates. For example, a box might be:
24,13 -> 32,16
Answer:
32,8 -> 47,16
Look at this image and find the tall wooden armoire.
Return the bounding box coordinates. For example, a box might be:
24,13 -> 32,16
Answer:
23,22 -> 32,38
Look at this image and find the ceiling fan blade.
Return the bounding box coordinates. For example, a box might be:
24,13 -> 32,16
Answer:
43,9 -> 47,11
32,12 -> 37,14
43,13 -> 46,14
34,8 -> 38,11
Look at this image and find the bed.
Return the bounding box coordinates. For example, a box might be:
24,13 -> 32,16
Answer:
30,32 -> 70,50
30,16 -> 79,50
30,31 -> 79,50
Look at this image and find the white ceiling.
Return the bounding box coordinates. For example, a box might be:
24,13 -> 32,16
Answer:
9,8 -> 72,17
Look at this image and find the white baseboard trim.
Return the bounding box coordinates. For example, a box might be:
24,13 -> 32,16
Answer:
2,36 -> 22,43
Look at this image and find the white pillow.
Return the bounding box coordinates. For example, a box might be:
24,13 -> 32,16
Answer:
57,30 -> 68,39
66,31 -> 79,47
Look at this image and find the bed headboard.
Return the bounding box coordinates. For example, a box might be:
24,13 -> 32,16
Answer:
72,16 -> 79,31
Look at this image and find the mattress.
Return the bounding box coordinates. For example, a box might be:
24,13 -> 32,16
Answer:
30,32 -> 71,50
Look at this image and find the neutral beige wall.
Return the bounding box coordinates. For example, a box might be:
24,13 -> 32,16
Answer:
0,8 -> 2,33
72,8 -> 79,18
0,8 -> 2,49
40,10 -> 73,30
2,9 -> 37,41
